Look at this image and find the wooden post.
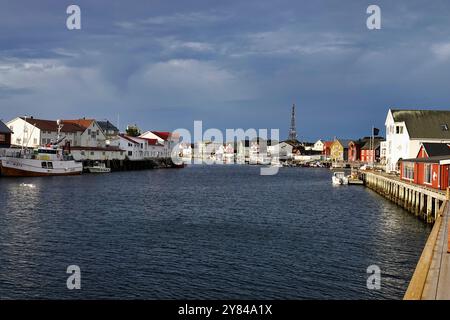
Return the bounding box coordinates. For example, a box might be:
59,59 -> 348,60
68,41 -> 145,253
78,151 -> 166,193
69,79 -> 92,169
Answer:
396,184 -> 400,203
427,196 -> 433,223
420,193 -> 425,216
405,188 -> 409,210
387,181 -> 390,199
414,191 -> 420,216
434,198 -> 440,220
410,189 -> 415,213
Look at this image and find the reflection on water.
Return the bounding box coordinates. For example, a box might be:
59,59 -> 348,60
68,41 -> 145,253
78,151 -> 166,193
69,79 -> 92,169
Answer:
0,166 -> 431,299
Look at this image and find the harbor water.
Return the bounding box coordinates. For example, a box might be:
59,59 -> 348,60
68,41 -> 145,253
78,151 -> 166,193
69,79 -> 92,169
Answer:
0,165 -> 431,299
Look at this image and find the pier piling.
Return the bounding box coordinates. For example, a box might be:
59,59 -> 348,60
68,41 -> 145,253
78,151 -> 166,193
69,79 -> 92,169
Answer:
362,172 -> 446,224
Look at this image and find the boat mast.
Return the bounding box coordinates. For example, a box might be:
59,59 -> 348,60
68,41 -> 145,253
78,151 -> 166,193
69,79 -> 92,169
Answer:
22,115 -> 27,154
56,119 -> 62,146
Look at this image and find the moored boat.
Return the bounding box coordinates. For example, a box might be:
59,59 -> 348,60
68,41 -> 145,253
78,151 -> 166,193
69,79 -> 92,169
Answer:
0,146 -> 82,177
332,171 -> 349,185
85,161 -> 111,173
0,119 -> 82,177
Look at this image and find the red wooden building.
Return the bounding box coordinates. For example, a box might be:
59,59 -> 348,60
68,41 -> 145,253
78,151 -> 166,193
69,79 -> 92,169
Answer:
400,143 -> 450,190
360,139 -> 382,163
347,137 -> 384,163
323,141 -> 333,157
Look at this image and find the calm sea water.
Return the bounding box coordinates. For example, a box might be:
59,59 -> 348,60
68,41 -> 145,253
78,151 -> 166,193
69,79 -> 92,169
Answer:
0,165 -> 431,299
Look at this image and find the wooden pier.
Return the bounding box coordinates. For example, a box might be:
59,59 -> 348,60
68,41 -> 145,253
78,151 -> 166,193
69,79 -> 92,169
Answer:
361,171 -> 446,223
404,198 -> 450,299
81,157 -> 178,172
361,171 -> 450,299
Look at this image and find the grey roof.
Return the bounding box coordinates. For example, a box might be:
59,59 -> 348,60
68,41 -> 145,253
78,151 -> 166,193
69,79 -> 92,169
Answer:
336,139 -> 353,148
391,109 -> 450,139
361,139 -> 382,150
0,120 -> 12,134
97,120 -> 119,133
422,143 -> 450,157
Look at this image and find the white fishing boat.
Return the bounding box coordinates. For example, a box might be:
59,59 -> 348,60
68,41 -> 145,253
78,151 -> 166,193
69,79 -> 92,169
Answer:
85,162 -> 111,173
0,119 -> 82,177
332,172 -> 349,185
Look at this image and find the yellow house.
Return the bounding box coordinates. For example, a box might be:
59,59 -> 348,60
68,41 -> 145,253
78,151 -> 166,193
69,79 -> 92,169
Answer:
331,139 -> 351,162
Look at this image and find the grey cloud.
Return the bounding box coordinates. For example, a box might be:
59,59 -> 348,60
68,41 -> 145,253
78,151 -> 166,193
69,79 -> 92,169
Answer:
1,0 -> 450,140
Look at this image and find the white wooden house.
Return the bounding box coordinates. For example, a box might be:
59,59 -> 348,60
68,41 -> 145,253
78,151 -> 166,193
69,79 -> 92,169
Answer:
385,109 -> 450,173
7,117 -> 107,148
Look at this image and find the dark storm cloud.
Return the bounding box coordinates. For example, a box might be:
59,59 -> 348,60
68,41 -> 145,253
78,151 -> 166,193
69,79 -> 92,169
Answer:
0,0 -> 449,140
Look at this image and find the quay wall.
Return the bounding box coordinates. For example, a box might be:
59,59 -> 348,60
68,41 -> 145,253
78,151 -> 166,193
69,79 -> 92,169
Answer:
361,171 -> 446,223
361,171 -> 450,300
81,157 -> 180,172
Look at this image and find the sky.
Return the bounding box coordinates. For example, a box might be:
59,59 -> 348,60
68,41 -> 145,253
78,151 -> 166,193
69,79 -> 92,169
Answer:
0,0 -> 450,141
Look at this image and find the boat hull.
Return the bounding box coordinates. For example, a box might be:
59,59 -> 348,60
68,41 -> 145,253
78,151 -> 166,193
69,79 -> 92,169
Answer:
0,158 -> 82,177
86,167 -> 111,173
332,176 -> 349,185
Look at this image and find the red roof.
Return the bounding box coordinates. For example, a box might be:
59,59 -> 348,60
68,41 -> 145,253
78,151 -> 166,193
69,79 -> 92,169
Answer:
323,141 -> 334,148
22,117 -> 85,133
140,137 -> 164,146
151,131 -> 171,141
62,119 -> 95,130
119,134 -> 140,144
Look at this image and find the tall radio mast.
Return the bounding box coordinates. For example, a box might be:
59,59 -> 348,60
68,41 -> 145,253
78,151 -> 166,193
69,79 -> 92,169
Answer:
288,103 -> 297,141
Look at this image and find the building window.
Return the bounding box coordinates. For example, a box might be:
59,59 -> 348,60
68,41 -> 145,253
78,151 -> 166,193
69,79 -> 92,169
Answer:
33,138 -> 37,145
424,164 -> 432,184
0,134 -> 5,142
128,151 -> 132,156
403,163 -> 414,180
396,126 -> 403,134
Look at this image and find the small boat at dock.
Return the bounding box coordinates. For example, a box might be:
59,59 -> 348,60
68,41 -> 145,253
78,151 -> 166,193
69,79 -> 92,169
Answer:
332,172 -> 349,185
85,162 -> 111,173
